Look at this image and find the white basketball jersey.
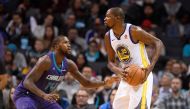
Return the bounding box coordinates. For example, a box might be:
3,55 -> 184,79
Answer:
109,23 -> 150,68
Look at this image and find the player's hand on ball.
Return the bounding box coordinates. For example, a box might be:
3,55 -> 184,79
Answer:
104,76 -> 120,87
122,64 -> 147,86
42,93 -> 59,102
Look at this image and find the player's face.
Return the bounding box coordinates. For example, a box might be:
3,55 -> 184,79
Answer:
59,37 -> 71,55
104,10 -> 115,28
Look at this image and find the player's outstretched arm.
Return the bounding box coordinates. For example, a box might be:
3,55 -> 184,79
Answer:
130,25 -> 163,75
23,56 -> 59,101
67,59 -> 119,88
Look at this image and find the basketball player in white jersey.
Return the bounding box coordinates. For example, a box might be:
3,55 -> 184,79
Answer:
104,7 -> 163,109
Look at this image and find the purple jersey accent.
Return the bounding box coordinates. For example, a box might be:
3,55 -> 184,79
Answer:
14,52 -> 68,101
35,52 -> 67,93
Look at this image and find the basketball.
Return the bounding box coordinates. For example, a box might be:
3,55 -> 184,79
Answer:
123,64 -> 146,86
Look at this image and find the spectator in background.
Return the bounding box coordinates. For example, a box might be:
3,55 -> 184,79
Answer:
2,73 -> 14,109
4,86 -> 16,109
179,13 -> 190,39
183,38 -> 190,57
21,56 -> 38,77
28,39 -> 47,58
86,3 -> 100,28
158,73 -> 173,103
82,66 -> 97,80
30,14 -> 58,39
96,75 -> 119,108
76,53 -> 87,72
8,87 -> 16,109
65,0 -> 87,30
56,72 -> 80,102
85,17 -> 103,44
150,86 -> 159,109
165,15 -> 182,37
158,77 -> 189,109
56,89 -> 70,109
179,61 -> 190,90
85,87 -> 97,105
98,0 -> 109,18
141,3 -> 158,27
99,88 -> 117,109
67,88 -> 96,109
4,48 -> 20,75
49,0 -> 68,14
7,43 -> 27,71
170,61 -> 183,77
6,12 -> 23,42
84,40 -> 105,63
18,24 -> 34,53
67,28 -> 86,57
157,59 -> 176,80
61,14 -> 76,35
43,25 -> 55,50
184,81 -> 190,107
158,0 -> 186,26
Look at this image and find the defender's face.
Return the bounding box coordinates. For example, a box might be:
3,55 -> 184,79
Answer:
59,37 -> 71,55
104,10 -> 115,28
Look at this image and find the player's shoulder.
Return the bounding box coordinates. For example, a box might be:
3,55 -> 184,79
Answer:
104,31 -> 111,41
65,58 -> 74,66
104,31 -> 110,37
129,24 -> 143,33
39,55 -> 51,62
65,58 -> 78,70
36,55 -> 51,67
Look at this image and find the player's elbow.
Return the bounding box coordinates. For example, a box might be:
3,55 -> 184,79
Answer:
156,39 -> 163,49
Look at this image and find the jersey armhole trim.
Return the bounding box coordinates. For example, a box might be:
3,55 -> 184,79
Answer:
108,31 -> 115,52
129,25 -> 139,44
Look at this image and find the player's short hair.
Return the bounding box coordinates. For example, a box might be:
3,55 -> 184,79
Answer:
109,7 -> 125,20
51,35 -> 66,50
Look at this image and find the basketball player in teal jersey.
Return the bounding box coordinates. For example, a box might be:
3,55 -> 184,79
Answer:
13,36 -> 119,109
104,7 -> 163,109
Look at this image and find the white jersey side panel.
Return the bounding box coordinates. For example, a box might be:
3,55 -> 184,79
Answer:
109,23 -> 150,68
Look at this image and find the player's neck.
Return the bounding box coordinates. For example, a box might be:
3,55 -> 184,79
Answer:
112,23 -> 125,37
54,51 -> 65,65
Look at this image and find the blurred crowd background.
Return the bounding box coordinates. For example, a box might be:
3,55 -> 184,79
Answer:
0,0 -> 190,109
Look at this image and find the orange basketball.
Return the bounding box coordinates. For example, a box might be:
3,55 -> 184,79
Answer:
123,64 -> 146,86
